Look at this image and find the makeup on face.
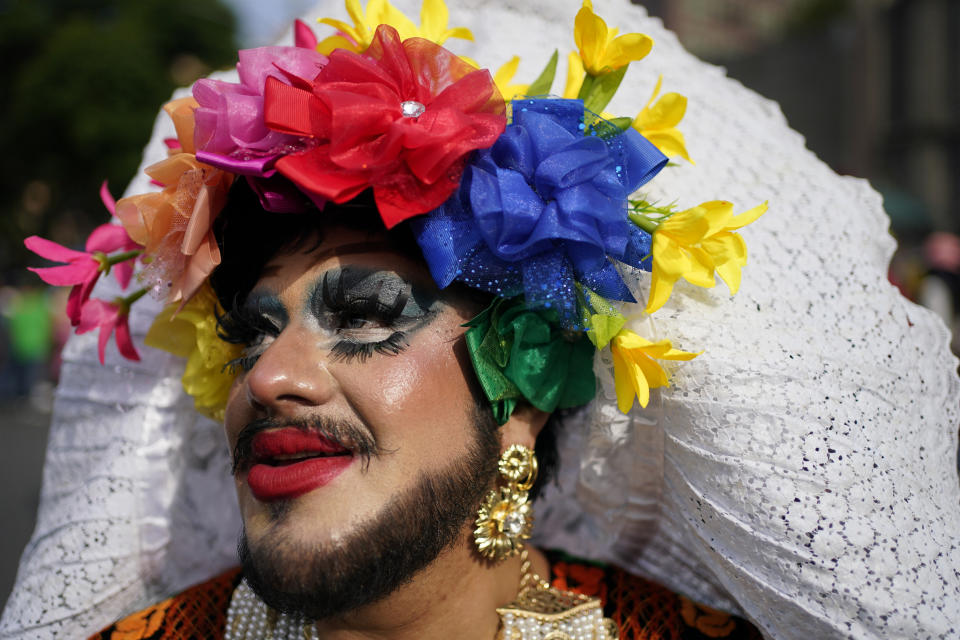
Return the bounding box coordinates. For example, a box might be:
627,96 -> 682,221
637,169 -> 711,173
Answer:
246,427 -> 354,501
313,266 -> 439,362
224,263 -> 447,502
225,264 -> 440,372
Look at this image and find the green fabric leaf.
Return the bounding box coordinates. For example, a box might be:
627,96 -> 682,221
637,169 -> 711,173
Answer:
583,66 -> 628,114
584,288 -> 620,316
586,313 -> 626,349
465,298 -> 597,424
607,116 -> 633,132
527,49 -> 559,96
576,73 -> 595,101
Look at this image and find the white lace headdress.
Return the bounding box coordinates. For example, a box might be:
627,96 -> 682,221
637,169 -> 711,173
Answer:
2,1 -> 959,639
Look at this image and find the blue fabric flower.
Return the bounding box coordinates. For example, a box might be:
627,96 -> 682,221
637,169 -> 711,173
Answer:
412,99 -> 665,326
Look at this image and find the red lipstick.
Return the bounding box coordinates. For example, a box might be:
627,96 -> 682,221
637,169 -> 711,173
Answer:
246,428 -> 353,501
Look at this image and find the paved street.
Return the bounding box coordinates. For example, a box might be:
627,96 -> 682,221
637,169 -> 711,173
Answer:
0,397 -> 50,613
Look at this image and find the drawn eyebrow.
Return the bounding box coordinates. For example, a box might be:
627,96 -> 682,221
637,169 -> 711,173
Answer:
311,267 -> 417,317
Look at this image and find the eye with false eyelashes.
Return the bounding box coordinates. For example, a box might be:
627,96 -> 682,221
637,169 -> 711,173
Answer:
220,303 -> 283,373
319,271 -> 417,362
329,331 -> 409,363
221,271 -> 426,372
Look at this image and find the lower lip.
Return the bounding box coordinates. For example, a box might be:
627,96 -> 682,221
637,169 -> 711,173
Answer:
247,456 -> 353,501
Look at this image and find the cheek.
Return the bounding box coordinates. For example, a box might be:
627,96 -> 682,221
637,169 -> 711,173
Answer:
338,322 -> 473,428
224,375 -> 248,442
378,363 -> 423,407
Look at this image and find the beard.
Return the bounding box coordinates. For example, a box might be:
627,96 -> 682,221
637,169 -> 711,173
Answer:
238,407 -> 501,620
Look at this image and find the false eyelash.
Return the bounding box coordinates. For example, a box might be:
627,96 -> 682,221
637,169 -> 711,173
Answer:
329,331 -> 409,363
219,299 -> 279,373
224,337 -> 270,374
224,354 -> 255,374
219,300 -> 269,345
219,292 -> 287,345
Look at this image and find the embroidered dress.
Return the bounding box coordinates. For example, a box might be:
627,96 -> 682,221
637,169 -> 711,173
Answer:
90,553 -> 763,640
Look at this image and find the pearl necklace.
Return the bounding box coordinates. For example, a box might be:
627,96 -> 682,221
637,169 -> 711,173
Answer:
225,551 -> 617,640
225,581 -> 318,640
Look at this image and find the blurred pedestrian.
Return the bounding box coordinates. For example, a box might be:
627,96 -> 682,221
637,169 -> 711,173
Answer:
918,231 -> 960,354
3,285 -> 53,397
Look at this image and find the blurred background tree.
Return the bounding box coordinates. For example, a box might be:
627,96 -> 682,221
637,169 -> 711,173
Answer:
0,0 -> 238,279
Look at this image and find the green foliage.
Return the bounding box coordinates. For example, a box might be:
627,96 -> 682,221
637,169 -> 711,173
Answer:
784,0 -> 854,35
1,0 -> 237,276
526,49 -> 558,97
578,66 -> 627,114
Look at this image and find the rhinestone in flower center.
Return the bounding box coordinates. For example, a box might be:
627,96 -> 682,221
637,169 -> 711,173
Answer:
502,511 -> 526,536
400,100 -> 425,118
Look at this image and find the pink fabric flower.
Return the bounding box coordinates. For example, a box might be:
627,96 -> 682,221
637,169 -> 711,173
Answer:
77,299 -> 139,364
99,182 -> 136,289
294,19 -> 318,50
192,45 -> 328,212
25,223 -> 138,326
193,46 -> 327,162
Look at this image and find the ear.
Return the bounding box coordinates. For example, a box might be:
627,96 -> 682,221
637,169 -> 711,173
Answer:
499,404 -> 550,453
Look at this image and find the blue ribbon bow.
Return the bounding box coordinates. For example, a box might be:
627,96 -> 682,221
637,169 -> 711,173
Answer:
413,98 -> 665,326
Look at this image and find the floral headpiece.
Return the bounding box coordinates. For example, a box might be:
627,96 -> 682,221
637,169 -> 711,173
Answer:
26,0 -> 766,423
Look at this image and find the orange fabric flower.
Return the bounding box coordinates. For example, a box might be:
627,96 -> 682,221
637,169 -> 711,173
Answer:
164,97 -> 198,154
551,560 -> 608,603
680,596 -> 737,638
116,99 -> 234,305
107,597 -> 171,639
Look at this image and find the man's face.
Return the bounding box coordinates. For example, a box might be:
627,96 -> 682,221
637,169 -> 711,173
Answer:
223,225 -> 500,618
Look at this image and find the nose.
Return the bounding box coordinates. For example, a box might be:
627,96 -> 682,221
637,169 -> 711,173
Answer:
243,326 -> 338,413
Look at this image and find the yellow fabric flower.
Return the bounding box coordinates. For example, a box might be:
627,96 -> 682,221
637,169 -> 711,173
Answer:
145,283 -> 242,422
417,0 -> 473,45
574,0 -> 653,76
562,51 -> 585,99
317,0 -> 472,55
646,200 -> 768,314
610,329 -> 699,411
494,56 -> 529,102
633,76 -> 692,163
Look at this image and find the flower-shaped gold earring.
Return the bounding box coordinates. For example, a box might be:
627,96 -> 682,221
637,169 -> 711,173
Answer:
474,444 -> 538,561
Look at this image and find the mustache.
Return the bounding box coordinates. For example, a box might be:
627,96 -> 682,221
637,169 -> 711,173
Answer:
232,416 -> 385,474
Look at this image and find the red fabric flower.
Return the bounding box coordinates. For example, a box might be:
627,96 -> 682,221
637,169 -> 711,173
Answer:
263,24 -> 505,228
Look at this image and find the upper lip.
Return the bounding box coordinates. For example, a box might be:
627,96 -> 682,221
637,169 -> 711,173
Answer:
249,427 -> 352,466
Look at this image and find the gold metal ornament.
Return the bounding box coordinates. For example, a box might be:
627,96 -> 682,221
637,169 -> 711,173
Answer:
475,444 -> 538,561
496,550 -> 618,640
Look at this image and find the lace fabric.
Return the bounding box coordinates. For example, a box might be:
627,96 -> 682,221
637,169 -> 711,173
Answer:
2,1 -> 959,638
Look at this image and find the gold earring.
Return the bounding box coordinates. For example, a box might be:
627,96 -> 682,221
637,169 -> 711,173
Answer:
474,444 -> 538,561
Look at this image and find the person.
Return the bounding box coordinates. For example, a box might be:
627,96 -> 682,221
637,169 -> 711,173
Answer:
91,177 -> 765,639
3,1 -> 959,639
918,231 -> 960,355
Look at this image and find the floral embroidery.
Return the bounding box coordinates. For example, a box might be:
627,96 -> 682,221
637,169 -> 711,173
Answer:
680,596 -> 738,638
